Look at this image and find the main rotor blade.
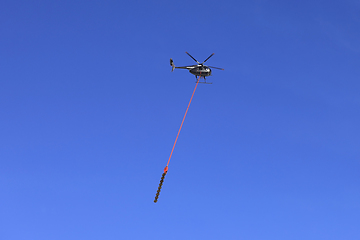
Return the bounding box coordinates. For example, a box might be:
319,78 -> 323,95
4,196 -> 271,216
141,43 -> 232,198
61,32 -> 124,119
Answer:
202,53 -> 215,63
207,66 -> 224,70
185,52 -> 200,64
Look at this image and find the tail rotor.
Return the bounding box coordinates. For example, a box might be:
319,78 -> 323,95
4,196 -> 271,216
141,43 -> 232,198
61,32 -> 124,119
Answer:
170,58 -> 175,72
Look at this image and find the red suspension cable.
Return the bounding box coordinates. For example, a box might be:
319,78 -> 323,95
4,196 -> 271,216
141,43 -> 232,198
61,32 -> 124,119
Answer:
166,76 -> 200,168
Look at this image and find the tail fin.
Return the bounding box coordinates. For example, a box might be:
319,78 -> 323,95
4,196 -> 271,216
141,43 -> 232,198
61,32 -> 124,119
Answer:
170,58 -> 175,72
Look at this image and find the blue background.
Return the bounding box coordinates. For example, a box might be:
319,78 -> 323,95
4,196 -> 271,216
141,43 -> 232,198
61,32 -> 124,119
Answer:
1,0 -> 359,239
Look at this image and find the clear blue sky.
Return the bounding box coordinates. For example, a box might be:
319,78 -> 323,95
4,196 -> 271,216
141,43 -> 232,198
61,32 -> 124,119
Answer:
1,0 -> 359,239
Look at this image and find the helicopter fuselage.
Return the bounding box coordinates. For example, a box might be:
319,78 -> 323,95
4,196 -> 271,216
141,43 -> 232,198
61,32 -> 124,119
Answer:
189,66 -> 211,77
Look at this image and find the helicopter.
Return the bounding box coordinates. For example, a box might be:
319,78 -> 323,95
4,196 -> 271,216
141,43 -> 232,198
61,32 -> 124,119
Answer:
170,52 -> 224,84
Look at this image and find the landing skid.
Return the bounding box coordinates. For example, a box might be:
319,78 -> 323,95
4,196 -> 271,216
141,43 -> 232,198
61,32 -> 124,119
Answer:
196,81 -> 212,84
195,76 -> 212,84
